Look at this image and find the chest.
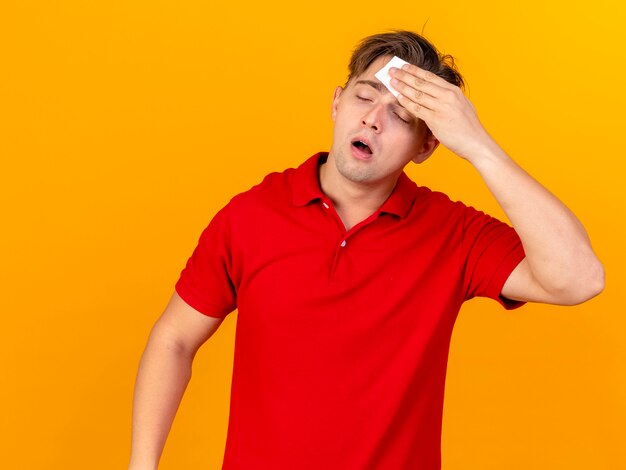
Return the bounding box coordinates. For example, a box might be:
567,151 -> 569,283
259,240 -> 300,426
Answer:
231,201 -> 463,322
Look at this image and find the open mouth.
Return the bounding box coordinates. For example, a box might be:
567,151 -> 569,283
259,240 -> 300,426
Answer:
352,140 -> 372,155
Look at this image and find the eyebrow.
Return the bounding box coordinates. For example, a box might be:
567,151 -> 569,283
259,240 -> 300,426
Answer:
355,79 -> 389,94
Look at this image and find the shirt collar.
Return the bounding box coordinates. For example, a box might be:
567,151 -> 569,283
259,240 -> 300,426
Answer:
291,152 -> 328,207
378,171 -> 416,219
291,152 -> 417,219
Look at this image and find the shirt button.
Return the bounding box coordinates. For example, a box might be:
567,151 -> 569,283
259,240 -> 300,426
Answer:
340,240 -> 347,247
322,202 -> 329,209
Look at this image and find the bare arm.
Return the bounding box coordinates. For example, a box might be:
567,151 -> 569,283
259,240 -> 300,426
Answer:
128,292 -> 223,470
469,145 -> 604,305
390,64 -> 605,305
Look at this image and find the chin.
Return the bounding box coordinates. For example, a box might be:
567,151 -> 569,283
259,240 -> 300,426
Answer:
336,160 -> 377,183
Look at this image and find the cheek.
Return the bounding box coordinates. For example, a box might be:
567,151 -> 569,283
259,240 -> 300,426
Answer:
335,115 -> 354,136
393,132 -> 420,151
391,136 -> 422,163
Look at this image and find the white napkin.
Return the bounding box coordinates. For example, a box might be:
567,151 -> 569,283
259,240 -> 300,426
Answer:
374,56 -> 410,98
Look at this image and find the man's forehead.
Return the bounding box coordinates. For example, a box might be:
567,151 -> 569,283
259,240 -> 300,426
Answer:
360,55 -> 394,77
348,55 -> 395,88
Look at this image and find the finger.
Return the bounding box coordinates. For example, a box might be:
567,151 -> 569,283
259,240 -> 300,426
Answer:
397,93 -> 434,121
402,63 -> 458,91
389,68 -> 446,99
391,79 -> 438,111
392,64 -> 457,93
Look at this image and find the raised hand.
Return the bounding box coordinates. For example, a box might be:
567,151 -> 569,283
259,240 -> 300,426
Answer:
389,64 -> 497,162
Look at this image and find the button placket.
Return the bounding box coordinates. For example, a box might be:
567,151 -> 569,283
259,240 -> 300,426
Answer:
323,200 -> 381,283
331,238 -> 350,282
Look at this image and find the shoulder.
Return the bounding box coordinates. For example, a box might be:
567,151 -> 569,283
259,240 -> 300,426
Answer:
227,153 -> 323,213
412,184 -> 472,218
408,184 -> 506,238
228,165 -> 297,212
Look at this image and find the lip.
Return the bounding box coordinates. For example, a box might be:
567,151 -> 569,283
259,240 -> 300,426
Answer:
350,136 -> 375,161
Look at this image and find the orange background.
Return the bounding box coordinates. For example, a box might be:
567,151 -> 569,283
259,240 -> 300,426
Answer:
1,1 -> 624,468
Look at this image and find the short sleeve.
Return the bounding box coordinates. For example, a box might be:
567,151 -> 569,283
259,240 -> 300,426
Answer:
460,205 -> 526,310
175,205 -> 237,318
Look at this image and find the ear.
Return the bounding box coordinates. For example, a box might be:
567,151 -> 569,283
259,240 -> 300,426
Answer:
331,86 -> 344,121
412,126 -> 440,164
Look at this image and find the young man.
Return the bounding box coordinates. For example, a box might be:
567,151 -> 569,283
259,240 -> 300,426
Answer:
129,31 -> 604,469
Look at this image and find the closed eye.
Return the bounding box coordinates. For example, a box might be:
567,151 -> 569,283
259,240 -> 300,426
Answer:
356,95 -> 372,102
394,112 -> 410,124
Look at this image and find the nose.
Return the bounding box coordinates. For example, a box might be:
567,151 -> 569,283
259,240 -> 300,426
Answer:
361,104 -> 384,132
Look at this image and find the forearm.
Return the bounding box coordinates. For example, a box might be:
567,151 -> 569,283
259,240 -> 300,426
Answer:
388,63 -> 603,302
129,325 -> 195,470
470,140 -> 604,301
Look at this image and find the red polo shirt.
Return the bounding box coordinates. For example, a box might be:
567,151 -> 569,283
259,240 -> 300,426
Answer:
176,153 -> 525,469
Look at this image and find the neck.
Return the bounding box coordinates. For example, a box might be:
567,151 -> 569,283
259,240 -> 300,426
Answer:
318,155 -> 399,230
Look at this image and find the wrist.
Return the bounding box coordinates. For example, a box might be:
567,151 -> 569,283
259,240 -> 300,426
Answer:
465,138 -> 509,171
128,455 -> 159,470
129,464 -> 158,470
